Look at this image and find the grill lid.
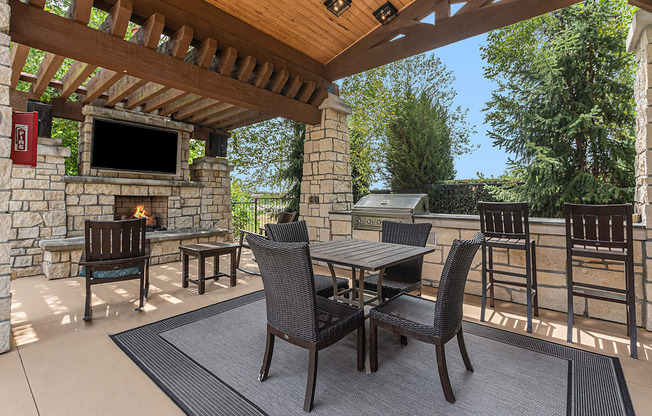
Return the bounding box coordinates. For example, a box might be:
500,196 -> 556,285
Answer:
352,194 -> 429,215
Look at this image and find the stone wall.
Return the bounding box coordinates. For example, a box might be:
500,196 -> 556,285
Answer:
190,156 -> 233,239
9,138 -> 70,278
628,10 -> 652,331
300,94 -> 353,242
330,212 -> 650,329
0,0 -> 12,353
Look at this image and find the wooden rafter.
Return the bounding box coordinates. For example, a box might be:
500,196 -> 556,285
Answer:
309,87 -> 328,107
326,0 -> 583,80
187,103 -> 234,123
204,106 -> 253,127
158,93 -> 203,116
10,1 -> 321,124
59,0 -> 132,99
104,13 -> 166,106
10,0 -> 46,89
11,89 -> 84,121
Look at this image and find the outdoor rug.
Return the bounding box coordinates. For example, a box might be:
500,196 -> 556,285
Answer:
111,291 -> 634,416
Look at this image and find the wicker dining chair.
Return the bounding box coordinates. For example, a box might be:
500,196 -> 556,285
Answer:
477,202 -> 538,333
78,218 -> 150,321
564,203 -> 637,359
265,220 -> 350,298
360,221 -> 432,302
369,233 -> 483,404
247,234 -> 365,412
236,211 -> 298,275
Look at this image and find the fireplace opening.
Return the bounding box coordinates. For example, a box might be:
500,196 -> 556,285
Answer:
114,196 -> 168,231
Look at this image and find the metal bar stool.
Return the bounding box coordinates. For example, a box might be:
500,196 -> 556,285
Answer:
564,203 -> 637,359
478,202 -> 538,333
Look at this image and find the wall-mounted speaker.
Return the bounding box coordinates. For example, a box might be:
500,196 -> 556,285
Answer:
207,132 -> 229,158
26,100 -> 53,138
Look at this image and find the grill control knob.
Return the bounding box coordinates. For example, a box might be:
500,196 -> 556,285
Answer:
356,219 -> 362,224
377,220 -> 381,224
367,219 -> 372,224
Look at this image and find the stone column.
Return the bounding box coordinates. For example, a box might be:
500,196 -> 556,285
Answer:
189,156 -> 234,239
628,10 -> 652,331
300,94 -> 353,242
0,0 -> 11,354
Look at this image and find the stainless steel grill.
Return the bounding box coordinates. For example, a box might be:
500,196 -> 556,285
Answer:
352,194 -> 429,231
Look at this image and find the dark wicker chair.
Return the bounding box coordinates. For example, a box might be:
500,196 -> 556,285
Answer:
247,234 -> 365,413
564,203 -> 637,359
477,202 -> 538,333
236,211 -> 297,275
265,220 -> 350,298
369,233 -> 483,404
79,218 -> 150,321
360,221 -> 432,301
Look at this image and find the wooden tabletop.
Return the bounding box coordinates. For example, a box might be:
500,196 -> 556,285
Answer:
310,238 -> 435,271
179,241 -> 239,254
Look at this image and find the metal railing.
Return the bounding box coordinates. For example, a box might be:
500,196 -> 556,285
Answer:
232,197 -> 292,233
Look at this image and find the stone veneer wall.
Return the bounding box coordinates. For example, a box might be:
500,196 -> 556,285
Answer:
9,138 -> 70,278
190,156 -> 234,238
629,11 -> 652,331
0,0 -> 12,353
330,212 -> 649,329
300,94 -> 353,242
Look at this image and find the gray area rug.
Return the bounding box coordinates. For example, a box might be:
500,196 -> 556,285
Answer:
112,291 -> 634,416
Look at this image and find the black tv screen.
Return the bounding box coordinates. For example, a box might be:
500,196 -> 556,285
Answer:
91,119 -> 179,174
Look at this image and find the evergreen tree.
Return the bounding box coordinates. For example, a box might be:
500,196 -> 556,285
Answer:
482,0 -> 636,217
278,121 -> 305,213
386,91 -> 455,191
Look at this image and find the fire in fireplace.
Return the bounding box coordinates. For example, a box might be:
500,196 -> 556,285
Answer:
121,205 -> 167,232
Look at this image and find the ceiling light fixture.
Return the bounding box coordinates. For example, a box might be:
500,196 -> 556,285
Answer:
373,1 -> 398,25
324,0 -> 352,17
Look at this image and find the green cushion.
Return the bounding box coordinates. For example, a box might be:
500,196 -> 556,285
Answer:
80,266 -> 141,279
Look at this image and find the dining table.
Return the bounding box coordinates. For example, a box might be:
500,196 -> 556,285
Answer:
310,238 -> 436,310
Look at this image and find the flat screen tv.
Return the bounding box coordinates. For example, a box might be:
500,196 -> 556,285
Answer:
91,118 -> 179,174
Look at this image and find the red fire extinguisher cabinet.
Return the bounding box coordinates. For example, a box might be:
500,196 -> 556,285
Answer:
11,112 -> 38,167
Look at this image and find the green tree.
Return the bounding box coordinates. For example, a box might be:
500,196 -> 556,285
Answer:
386,90 -> 455,191
482,0 -> 636,217
278,121 -> 305,213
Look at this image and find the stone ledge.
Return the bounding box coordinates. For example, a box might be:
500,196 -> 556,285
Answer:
64,175 -> 205,188
39,227 -> 229,251
83,105 -> 195,132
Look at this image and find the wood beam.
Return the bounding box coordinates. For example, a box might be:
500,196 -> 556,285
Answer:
11,89 -> 84,121
202,106 -> 250,126
630,0 -> 652,13
296,81 -> 316,103
139,38 -> 216,112
281,75 -> 303,99
249,62 -> 274,88
94,0 -> 327,84
31,0 -> 94,96
434,0 -> 451,21
104,13 -> 166,106
214,110 -> 268,130
211,47 -> 238,76
325,0 -> 439,80
9,0 -> 46,89
456,0 -> 494,15
231,55 -> 256,82
309,87 -> 328,107
326,0 -> 583,80
158,93 -> 202,116
173,99 -> 220,120
19,72 -> 110,101
59,0 -> 132,99
11,0 -> 320,124
267,69 -> 289,94
187,102 -> 234,123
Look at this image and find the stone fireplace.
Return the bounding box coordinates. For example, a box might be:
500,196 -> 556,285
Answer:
9,106 -> 234,280
114,196 -> 169,229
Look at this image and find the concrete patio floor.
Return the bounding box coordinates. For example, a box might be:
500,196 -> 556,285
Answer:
1,251 -> 651,416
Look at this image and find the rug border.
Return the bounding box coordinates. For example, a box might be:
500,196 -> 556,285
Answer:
111,291 -> 636,416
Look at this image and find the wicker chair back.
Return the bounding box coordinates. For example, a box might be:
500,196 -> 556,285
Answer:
265,220 -> 310,243
381,221 -> 432,279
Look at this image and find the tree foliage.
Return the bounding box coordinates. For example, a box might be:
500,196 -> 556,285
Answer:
278,121 -> 305,213
340,54 -> 475,194
482,0 -> 636,217
386,91 -> 456,190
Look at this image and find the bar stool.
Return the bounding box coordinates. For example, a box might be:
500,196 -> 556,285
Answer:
478,202 -> 538,333
564,203 -> 637,359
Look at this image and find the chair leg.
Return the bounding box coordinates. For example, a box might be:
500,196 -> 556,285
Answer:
566,252 -> 574,343
369,320 -> 378,372
626,260 -> 638,359
304,348 -> 318,412
488,246 -> 495,309
480,242 -> 487,322
435,343 -> 455,404
400,336 -> 408,346
83,276 -> 92,321
457,330 -> 474,372
136,273 -> 145,311
524,240 -> 533,334
144,260 -> 150,299
531,241 -> 539,317
357,323 -> 365,372
259,329 -> 275,381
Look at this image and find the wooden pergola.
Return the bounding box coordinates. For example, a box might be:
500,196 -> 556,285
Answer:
9,0 -> 652,133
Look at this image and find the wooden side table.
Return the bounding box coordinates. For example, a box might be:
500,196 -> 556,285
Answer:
179,242 -> 239,294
